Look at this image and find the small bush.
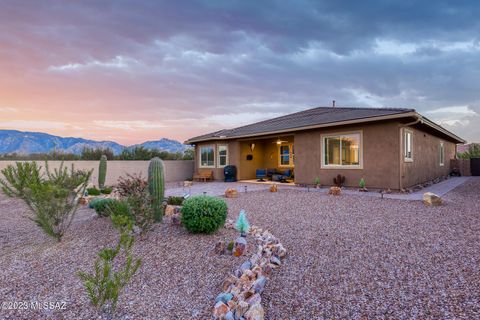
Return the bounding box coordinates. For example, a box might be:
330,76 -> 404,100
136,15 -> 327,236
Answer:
181,196 -> 227,234
105,196 -> 155,235
106,200 -> 134,224
78,214 -> 141,314
116,173 -> 147,198
167,196 -> 184,205
87,187 -> 101,196
101,186 -> 113,194
90,198 -> 117,217
0,161 -> 91,241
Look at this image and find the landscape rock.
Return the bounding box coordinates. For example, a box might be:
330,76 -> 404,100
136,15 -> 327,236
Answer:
214,220 -> 286,320
225,188 -> 239,198
270,256 -> 281,266
213,301 -> 229,319
423,192 -> 443,206
244,302 -> 264,320
328,186 -> 341,195
234,237 -> 247,257
269,185 -> 278,192
235,301 -> 249,318
215,292 -> 233,304
252,276 -> 266,294
240,260 -> 252,272
225,310 -> 235,320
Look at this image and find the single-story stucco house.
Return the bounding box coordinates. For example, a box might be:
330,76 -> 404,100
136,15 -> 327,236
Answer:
185,106 -> 465,190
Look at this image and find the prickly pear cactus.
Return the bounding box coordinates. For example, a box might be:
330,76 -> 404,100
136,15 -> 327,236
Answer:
148,157 -> 165,222
98,155 -> 107,189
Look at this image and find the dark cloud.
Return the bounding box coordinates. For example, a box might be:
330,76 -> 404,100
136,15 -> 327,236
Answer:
0,0 -> 479,142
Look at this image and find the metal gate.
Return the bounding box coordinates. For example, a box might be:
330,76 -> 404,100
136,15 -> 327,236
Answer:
471,158 -> 480,176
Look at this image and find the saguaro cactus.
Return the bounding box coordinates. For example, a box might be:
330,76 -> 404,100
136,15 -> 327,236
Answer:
148,157 -> 165,222
98,155 -> 107,189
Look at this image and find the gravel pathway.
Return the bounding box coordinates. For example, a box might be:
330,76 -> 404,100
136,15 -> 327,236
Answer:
0,195 -> 241,319
226,177 -> 480,319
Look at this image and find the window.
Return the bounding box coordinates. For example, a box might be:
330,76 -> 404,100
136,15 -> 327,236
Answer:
217,145 -> 228,167
199,146 -> 214,167
322,132 -> 362,168
439,141 -> 444,166
278,144 -> 294,167
404,130 -> 413,162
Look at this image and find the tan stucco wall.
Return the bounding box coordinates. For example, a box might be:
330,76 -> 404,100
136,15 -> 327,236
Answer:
192,121 -> 459,188
294,121 -> 401,189
400,126 -> 455,187
0,160 -> 194,186
194,141 -> 230,180
193,137 -> 294,181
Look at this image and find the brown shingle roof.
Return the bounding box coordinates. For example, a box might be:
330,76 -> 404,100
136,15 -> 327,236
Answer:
186,106 -> 415,143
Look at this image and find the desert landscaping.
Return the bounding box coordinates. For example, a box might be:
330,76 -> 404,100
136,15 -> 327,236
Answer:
0,156 -> 479,319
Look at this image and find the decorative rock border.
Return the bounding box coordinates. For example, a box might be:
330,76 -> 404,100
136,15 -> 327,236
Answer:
213,219 -> 286,320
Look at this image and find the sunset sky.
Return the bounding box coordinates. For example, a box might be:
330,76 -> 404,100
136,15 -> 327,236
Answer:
0,1 -> 479,145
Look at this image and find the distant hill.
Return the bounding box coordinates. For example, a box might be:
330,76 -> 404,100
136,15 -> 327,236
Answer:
130,138 -> 186,153
0,130 -> 187,155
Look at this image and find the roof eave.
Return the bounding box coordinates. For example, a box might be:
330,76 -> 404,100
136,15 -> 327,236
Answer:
185,111 -> 418,143
418,115 -> 466,144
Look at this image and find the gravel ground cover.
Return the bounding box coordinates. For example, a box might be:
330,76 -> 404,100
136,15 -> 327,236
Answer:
226,177 -> 480,319
0,195 -> 241,319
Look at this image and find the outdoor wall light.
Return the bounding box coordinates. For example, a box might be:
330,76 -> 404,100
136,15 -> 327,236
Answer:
250,143 -> 255,151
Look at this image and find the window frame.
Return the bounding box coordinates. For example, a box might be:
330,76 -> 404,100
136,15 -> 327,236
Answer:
404,129 -> 413,162
439,141 -> 445,166
199,145 -> 215,168
277,143 -> 294,167
320,131 -> 363,169
217,144 -> 229,168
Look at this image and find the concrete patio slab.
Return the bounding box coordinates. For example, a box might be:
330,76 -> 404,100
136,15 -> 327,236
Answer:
165,177 -> 471,201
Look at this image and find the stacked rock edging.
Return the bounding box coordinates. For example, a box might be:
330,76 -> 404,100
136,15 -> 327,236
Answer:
213,219 -> 287,320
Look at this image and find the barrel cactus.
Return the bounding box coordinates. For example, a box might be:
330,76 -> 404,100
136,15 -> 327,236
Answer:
98,155 -> 107,190
148,157 -> 165,222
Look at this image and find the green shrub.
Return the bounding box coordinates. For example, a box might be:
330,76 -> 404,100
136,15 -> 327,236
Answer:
90,198 -> 117,217
87,187 -> 101,196
78,214 -> 141,314
0,161 -> 91,241
359,178 -> 366,189
167,196 -> 184,205
106,200 -> 134,224
105,196 -> 155,235
181,196 -> 227,234
100,186 -> 113,194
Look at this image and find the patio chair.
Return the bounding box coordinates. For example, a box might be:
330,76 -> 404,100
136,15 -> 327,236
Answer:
256,168 -> 267,181
273,169 -> 293,182
266,168 -> 277,180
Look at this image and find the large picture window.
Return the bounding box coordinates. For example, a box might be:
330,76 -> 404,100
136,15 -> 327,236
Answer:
217,145 -> 228,167
199,146 -> 215,167
322,132 -> 362,168
404,129 -> 413,162
278,144 -> 294,167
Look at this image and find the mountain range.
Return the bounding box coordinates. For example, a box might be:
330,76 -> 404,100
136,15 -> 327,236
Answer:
0,130 -> 187,155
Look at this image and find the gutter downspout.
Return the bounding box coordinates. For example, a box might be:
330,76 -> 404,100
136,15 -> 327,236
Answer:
398,115 -> 422,191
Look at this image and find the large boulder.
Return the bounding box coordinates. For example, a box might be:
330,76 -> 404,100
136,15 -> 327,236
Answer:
423,192 -> 443,206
